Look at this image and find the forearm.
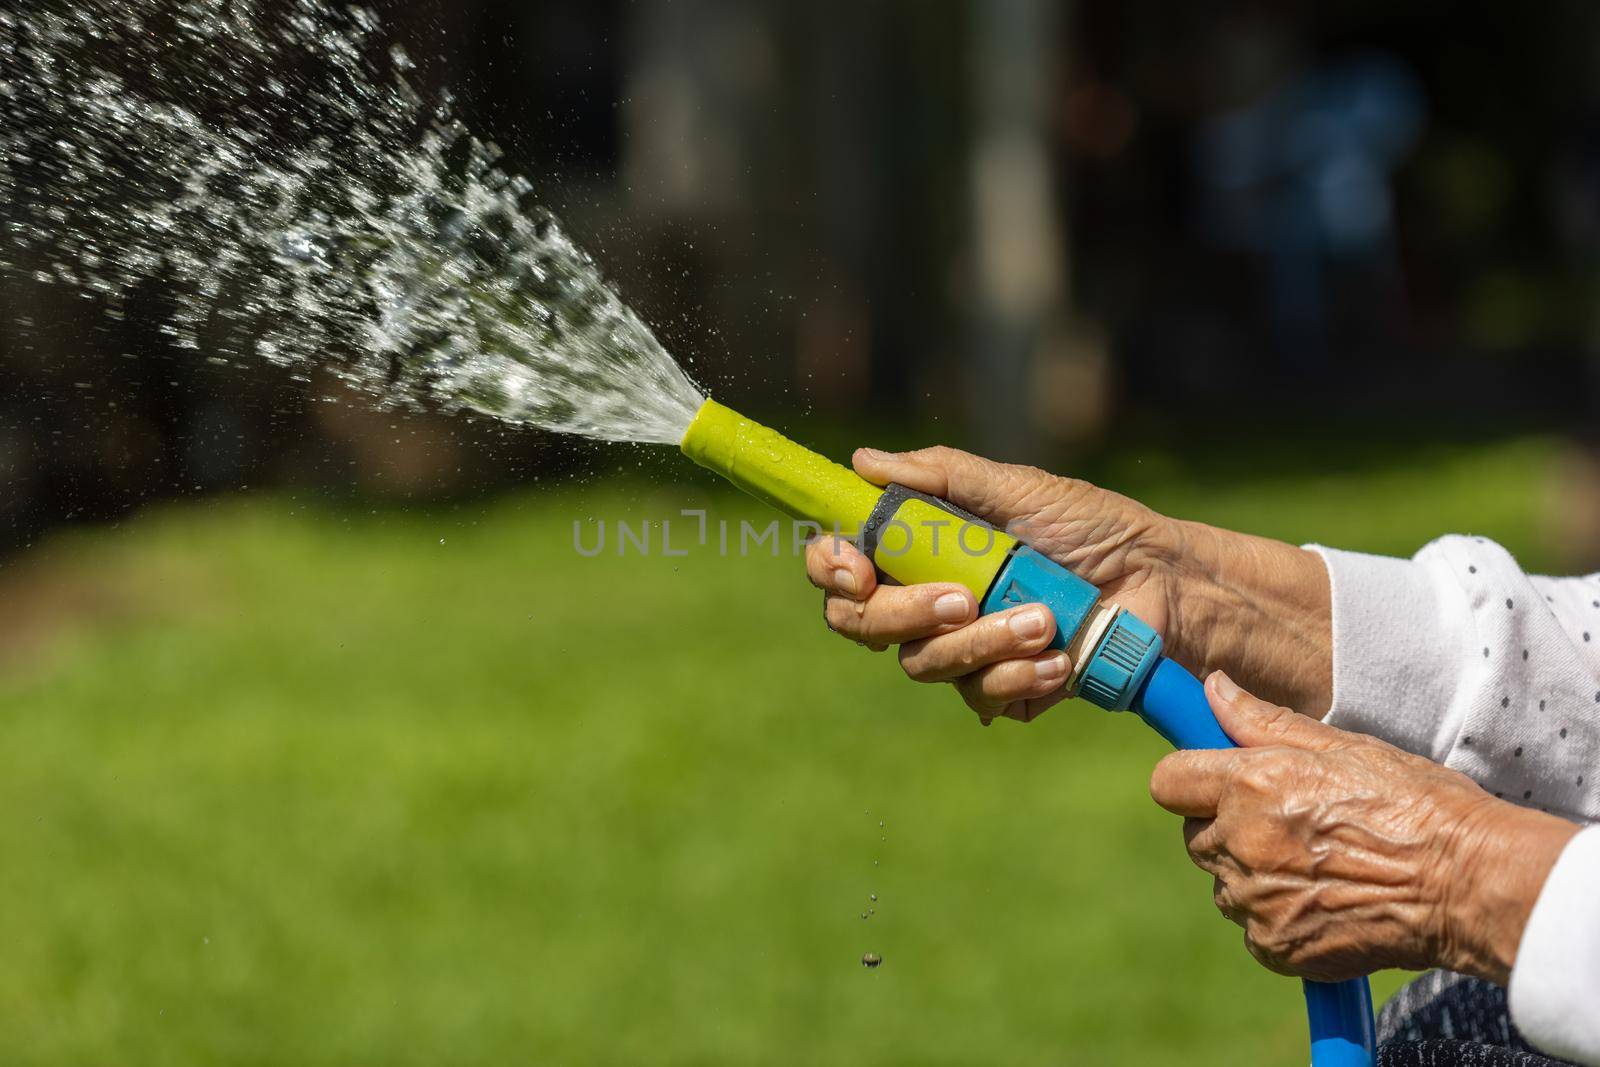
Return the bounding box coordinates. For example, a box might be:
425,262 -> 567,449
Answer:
1164,520 -> 1333,713
1442,800 -> 1580,985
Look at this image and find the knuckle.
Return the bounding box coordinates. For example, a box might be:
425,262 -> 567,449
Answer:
953,626 -> 996,673
823,596 -> 860,635
1243,931 -> 1275,969
1001,700 -> 1034,722
1249,925 -> 1290,964
1233,753 -> 1289,794
1260,704 -> 1299,735
917,623 -> 992,679
897,644 -> 935,682
1227,829 -> 1272,870
986,612 -> 1034,658
1011,700 -> 1049,726
955,675 -> 1004,713
987,661 -> 1036,702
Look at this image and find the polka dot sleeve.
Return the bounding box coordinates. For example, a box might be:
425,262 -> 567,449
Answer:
1308,537 -> 1600,823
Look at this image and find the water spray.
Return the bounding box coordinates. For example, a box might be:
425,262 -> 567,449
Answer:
681,399 -> 1377,1067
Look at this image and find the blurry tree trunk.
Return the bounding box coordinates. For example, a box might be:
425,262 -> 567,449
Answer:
967,0 -> 1072,460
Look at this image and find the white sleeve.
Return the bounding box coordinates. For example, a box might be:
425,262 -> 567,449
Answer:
1508,826 -> 1600,1065
1307,536 -> 1600,822
1310,536 -> 1600,1063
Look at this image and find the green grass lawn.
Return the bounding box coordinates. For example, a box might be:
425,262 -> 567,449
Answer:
0,435 -> 1567,1065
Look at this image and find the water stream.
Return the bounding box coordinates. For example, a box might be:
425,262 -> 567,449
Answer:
0,0 -> 706,444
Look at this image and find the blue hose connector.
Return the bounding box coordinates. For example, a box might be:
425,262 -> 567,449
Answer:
981,545 -> 1100,647
980,546 -> 1165,712
1079,610 -> 1162,711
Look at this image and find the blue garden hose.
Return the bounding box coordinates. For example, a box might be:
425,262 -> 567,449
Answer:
1133,658 -> 1378,1067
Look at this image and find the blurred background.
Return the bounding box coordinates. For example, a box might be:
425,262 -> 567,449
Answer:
4,1 -> 1600,1063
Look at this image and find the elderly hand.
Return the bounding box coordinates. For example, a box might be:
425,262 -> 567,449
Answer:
1150,671 -> 1580,984
805,445 -> 1336,725
806,446 -> 1186,724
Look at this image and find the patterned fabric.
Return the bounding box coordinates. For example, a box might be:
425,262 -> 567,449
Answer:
1377,971 -> 1577,1067
1312,538 -> 1600,822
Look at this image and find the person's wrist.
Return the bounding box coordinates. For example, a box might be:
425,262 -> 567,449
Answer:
1156,521 -> 1331,707
1147,517 -> 1215,667
1435,796 -> 1580,985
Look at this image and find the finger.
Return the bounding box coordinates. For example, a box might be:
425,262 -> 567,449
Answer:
1148,750 -> 1237,817
823,584 -> 976,647
1243,929 -> 1296,978
805,536 -> 877,601
851,445 -> 1072,533
897,604 -> 1057,682
978,687 -> 1072,727
1206,671 -> 1348,753
1182,816 -> 1219,860
1181,819 -> 1227,878
1212,874 -> 1247,925
952,651 -> 1071,711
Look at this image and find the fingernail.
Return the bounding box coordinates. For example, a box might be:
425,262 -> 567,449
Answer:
832,568 -> 858,595
1211,670 -> 1241,703
1009,607 -> 1048,640
934,592 -> 971,622
1035,654 -> 1069,683
856,447 -> 901,461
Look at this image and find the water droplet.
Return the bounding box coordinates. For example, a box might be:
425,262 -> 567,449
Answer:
869,894 -> 877,902
861,953 -> 882,968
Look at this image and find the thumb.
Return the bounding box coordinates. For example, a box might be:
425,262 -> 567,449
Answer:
852,445 -> 1068,531
1206,671 -> 1347,752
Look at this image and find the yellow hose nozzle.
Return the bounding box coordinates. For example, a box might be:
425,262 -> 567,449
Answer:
679,398 -> 1016,600
680,398 -> 883,537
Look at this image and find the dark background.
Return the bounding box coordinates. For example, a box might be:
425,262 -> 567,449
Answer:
6,0 -> 1600,547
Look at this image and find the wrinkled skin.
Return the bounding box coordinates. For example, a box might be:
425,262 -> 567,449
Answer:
806,445 -> 1334,724
806,446 -> 1193,724
1149,672 -> 1579,984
